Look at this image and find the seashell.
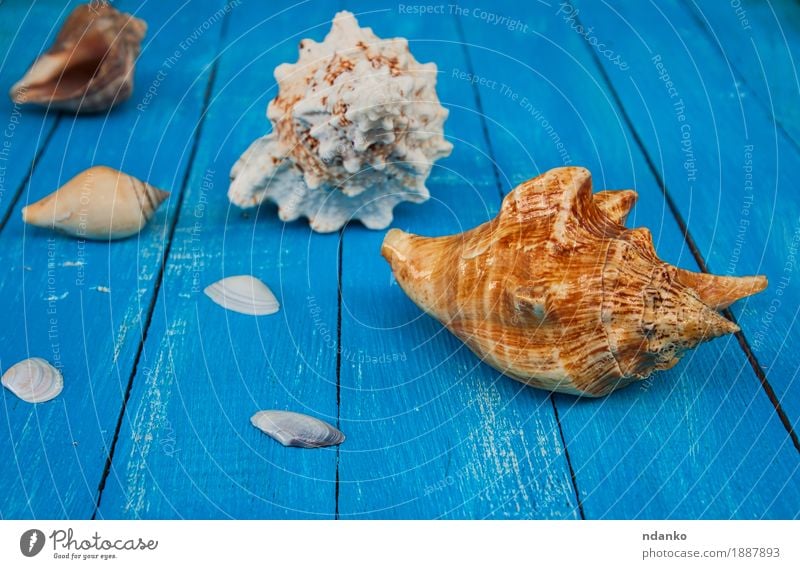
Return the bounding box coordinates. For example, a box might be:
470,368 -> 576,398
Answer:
381,167 -> 767,397
10,3 -> 146,113
229,11 -> 453,233
2,358 -> 63,403
22,166 -> 169,240
204,275 -> 280,316
23,166 -> 169,240
251,410 -> 345,448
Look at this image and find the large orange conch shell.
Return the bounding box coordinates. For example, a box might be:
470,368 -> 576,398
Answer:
382,167 -> 767,397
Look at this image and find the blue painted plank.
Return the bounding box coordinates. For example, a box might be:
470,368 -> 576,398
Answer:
0,0 -> 225,518
689,0 -> 800,147
460,0 -> 800,518
568,0 -> 800,431
337,3 -> 580,519
97,0 -> 341,519
4,0 -> 797,521
0,1 -> 82,222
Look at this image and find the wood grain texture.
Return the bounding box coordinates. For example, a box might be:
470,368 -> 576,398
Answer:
688,0 -> 800,147
337,2 -> 580,519
0,0 -> 79,224
0,0 -> 797,520
568,0 -> 800,432
97,0 -> 341,519
460,0 -> 799,518
0,0 -> 225,518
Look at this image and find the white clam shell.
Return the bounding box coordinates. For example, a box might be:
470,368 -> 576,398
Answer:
204,275 -> 279,316
1,358 -> 63,403
251,411 -> 345,448
228,10 -> 452,233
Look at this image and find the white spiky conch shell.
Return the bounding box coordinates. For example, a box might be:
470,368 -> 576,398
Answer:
22,166 -> 169,240
204,275 -> 280,316
229,10 -> 453,232
2,358 -> 63,403
9,3 -> 146,113
382,167 -> 768,397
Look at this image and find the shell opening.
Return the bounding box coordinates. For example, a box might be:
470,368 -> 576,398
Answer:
12,30 -> 108,104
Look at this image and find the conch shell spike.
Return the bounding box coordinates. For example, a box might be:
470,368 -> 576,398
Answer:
675,269 -> 767,310
594,189 -> 638,225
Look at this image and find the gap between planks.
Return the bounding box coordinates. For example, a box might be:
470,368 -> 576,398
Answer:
335,228 -> 343,520
571,9 -> 800,453
684,0 -> 800,159
453,13 -> 587,519
18,2 -> 788,520
90,11 -> 233,519
0,116 -> 61,234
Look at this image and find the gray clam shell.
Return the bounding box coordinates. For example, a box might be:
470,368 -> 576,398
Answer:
1,357 -> 63,403
251,410 -> 344,448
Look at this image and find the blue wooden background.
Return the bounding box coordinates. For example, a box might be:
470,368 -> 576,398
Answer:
0,0 -> 798,519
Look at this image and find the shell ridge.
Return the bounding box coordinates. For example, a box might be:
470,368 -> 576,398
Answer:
251,410 -> 344,448
126,174 -> 151,224
599,239 -> 626,386
594,189 -> 638,225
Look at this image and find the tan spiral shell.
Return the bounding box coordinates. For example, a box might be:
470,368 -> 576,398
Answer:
22,166 -> 169,240
382,167 -> 767,397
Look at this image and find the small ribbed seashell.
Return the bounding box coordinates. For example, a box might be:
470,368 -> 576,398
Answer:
22,166 -> 169,240
382,167 -> 768,397
2,358 -> 63,403
204,275 -> 280,316
251,411 -> 345,448
9,3 -> 146,113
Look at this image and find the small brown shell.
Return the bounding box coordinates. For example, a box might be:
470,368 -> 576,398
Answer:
382,167 -> 767,397
9,3 -> 146,113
